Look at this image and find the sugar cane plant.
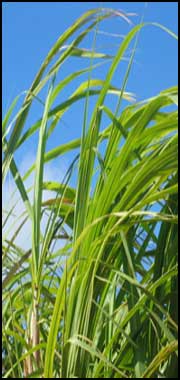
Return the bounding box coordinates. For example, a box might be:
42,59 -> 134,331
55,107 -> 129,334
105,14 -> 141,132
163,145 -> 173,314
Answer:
2,7 -> 178,379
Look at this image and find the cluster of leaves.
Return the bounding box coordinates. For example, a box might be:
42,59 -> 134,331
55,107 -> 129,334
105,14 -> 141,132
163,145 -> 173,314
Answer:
2,7 -> 178,378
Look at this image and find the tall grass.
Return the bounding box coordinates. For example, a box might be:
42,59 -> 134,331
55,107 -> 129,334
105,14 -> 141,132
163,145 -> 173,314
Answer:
2,7 -> 178,378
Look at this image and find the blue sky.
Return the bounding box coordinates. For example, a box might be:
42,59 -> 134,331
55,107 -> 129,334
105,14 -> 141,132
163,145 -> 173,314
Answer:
2,2 -> 178,183
2,2 -> 178,100
2,2 -> 178,259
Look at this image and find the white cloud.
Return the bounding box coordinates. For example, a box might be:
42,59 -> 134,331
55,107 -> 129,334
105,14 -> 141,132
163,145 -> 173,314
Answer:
2,152 -> 68,252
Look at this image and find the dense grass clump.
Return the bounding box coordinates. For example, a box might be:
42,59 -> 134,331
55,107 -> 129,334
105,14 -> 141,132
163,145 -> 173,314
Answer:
2,7 -> 178,378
